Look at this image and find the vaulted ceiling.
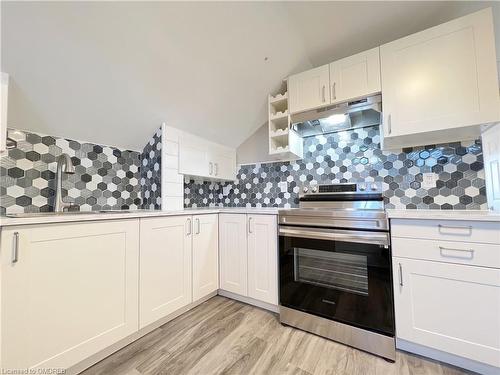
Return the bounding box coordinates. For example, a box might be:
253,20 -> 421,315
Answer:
2,1 -> 499,151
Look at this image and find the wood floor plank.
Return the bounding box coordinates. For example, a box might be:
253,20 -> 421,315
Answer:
81,296 -> 472,375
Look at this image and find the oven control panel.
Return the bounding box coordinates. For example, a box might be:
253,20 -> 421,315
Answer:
303,183 -> 381,194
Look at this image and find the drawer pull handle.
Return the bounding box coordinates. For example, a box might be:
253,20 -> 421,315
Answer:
439,246 -> 474,259
398,263 -> 403,286
12,232 -> 19,263
438,224 -> 472,235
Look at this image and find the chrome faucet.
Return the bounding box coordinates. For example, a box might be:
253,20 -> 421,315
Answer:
54,153 -> 75,212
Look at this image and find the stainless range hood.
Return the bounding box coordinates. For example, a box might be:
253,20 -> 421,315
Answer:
291,94 -> 382,138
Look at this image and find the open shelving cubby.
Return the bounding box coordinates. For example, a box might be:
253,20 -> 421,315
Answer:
268,81 -> 303,158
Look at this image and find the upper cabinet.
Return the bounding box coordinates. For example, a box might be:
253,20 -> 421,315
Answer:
288,65 -> 330,114
380,8 -> 500,149
179,132 -> 236,181
329,47 -> 381,105
1,72 -> 9,154
288,49 -> 381,115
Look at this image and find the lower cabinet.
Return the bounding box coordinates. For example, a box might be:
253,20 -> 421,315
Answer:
219,214 -> 248,295
139,216 -> 193,328
219,213 -> 278,306
393,257 -> 500,368
247,214 -> 278,305
0,220 -> 140,370
192,214 -> 219,301
139,214 -> 219,328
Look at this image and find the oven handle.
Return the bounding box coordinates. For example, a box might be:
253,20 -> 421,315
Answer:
278,226 -> 389,246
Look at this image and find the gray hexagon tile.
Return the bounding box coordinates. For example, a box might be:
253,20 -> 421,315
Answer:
140,127 -> 162,210
1,129 -> 142,214
185,126 -> 486,210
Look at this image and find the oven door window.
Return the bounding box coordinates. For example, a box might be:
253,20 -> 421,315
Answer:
280,232 -> 394,336
295,248 -> 368,296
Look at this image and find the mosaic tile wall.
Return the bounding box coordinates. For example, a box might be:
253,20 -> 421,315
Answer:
0,129 -> 142,214
185,126 -> 487,210
141,127 -> 162,210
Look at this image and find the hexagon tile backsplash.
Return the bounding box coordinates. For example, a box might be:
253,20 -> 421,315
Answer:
184,126 -> 487,210
1,129 -> 143,214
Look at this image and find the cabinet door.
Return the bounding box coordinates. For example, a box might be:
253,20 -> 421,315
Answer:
192,214 -> 219,301
212,151 -> 236,181
380,8 -> 499,146
288,65 -> 330,114
1,73 -> 8,154
179,135 -> 209,177
1,220 -> 139,370
247,214 -> 278,305
139,216 -> 192,328
482,124 -> 500,211
219,214 -> 248,296
393,257 -> 500,367
329,47 -> 381,104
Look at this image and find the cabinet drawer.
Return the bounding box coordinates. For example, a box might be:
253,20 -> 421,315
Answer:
391,219 -> 500,244
392,237 -> 500,268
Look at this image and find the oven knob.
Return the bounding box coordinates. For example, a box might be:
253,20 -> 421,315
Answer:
311,186 -> 318,193
359,184 -> 366,191
303,186 -> 308,193
370,183 -> 378,191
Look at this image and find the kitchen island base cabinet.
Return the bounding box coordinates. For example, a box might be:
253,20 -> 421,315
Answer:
0,220 -> 140,371
393,257 -> 500,370
139,216 -> 193,328
219,213 -> 278,309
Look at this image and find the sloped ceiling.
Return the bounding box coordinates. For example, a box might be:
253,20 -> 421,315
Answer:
2,1 -> 499,151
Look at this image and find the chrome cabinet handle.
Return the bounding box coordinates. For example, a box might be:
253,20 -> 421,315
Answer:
186,218 -> 192,236
398,263 -> 403,286
248,217 -> 253,234
214,163 -> 218,176
196,218 -> 200,234
387,114 -> 392,135
322,85 -> 326,102
209,162 -> 213,175
332,82 -> 336,100
438,224 -> 472,231
12,232 -> 19,263
439,246 -> 474,259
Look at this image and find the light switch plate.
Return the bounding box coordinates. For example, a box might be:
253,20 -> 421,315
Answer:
278,181 -> 288,192
422,173 -> 438,189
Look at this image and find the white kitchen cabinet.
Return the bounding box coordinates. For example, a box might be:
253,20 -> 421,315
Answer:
210,148 -> 236,181
179,132 -> 236,181
0,220 -> 139,371
179,134 -> 209,178
1,72 -> 8,154
393,257 -> 500,368
192,214 -> 219,301
247,214 -> 278,305
380,8 -> 500,149
219,213 -> 278,307
482,123 -> 500,211
329,47 -> 381,105
139,216 -> 192,328
288,64 -> 330,114
219,213 -> 248,296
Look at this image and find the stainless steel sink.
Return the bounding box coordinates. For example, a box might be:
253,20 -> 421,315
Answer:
5,210 -> 137,218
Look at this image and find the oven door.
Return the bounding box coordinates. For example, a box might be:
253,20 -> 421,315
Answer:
279,225 -> 394,336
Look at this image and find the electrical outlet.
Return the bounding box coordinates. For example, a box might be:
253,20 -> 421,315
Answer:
422,173 -> 438,189
278,181 -> 288,192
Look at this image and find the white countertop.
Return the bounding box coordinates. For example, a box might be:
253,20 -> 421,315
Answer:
0,207 -> 279,227
386,209 -> 500,222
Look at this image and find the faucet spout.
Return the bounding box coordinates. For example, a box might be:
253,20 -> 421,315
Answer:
54,153 -> 75,212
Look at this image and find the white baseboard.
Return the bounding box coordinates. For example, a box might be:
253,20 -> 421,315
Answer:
68,291 -> 217,375
397,338 -> 499,375
217,289 -> 279,313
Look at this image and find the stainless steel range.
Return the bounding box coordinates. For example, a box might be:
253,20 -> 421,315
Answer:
278,183 -> 395,361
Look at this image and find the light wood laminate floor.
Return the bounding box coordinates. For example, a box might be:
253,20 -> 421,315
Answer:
82,296 -> 471,375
